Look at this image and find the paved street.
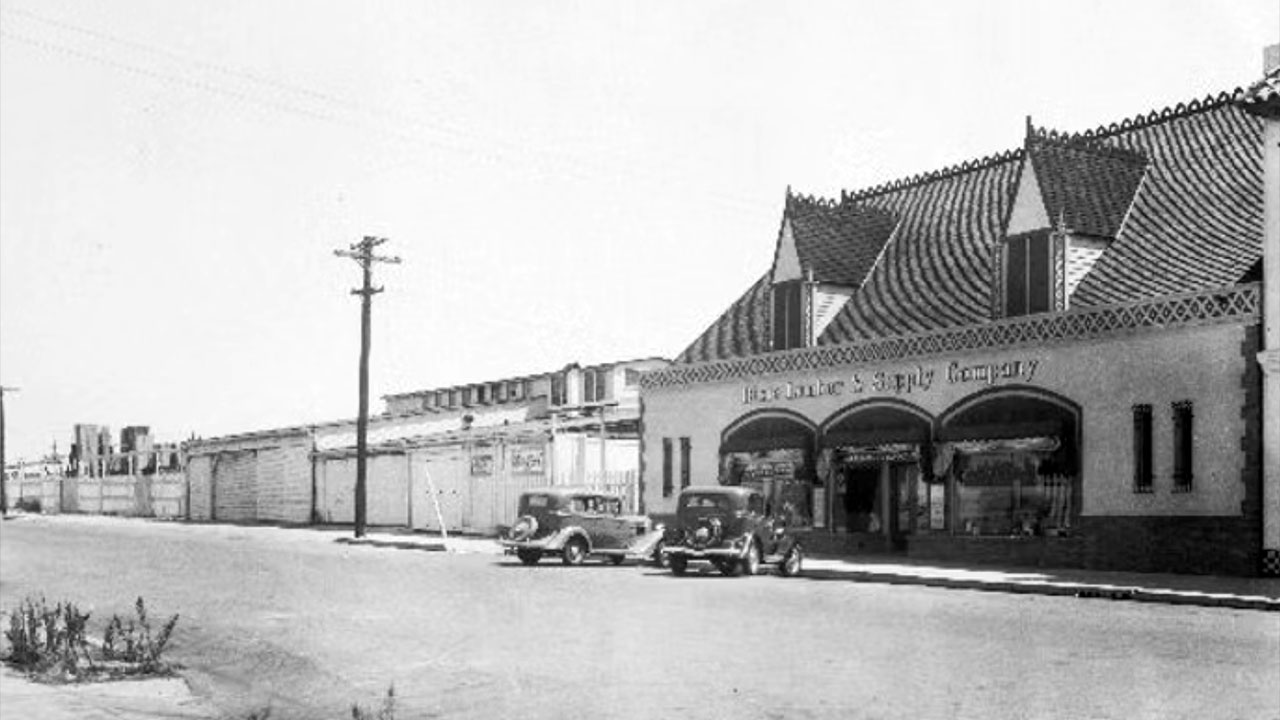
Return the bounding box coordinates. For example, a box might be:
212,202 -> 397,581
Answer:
2,515 -> 1278,720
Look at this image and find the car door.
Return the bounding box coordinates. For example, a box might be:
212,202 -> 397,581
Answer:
596,496 -> 634,551
571,495 -> 610,550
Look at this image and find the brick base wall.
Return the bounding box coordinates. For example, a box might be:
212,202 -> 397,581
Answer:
1074,516 -> 1258,576
817,515 -> 1259,576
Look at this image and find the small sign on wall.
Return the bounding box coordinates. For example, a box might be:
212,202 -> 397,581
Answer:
471,454 -> 494,477
510,447 -> 544,475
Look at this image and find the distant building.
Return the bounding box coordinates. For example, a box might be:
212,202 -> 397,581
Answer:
184,357 -> 669,533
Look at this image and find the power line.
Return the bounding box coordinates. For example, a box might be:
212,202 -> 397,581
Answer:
0,6 -> 776,221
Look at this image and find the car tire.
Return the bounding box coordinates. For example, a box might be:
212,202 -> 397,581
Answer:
561,537 -> 587,566
669,555 -> 688,576
740,541 -> 761,576
719,556 -> 742,577
779,545 -> 803,577
608,554 -> 625,566
516,549 -> 542,566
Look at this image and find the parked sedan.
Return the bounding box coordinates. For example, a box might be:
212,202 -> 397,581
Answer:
500,488 -> 665,566
662,486 -> 803,577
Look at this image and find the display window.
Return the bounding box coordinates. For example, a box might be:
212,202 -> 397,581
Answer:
940,437 -> 1073,537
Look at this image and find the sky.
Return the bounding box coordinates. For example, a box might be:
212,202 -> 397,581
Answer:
1,0 -> 1276,461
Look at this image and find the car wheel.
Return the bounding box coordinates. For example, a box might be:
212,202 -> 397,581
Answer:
740,541 -> 761,576
650,541 -> 667,569
779,545 -> 803,577
669,555 -> 688,576
608,554 -> 625,566
561,537 -> 587,566
516,549 -> 542,566
718,556 -> 742,577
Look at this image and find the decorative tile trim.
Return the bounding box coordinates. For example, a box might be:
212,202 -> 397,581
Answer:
1263,548 -> 1280,578
644,284 -> 1259,389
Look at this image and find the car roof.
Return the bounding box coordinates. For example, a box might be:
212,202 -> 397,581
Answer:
520,487 -> 621,500
678,486 -> 757,498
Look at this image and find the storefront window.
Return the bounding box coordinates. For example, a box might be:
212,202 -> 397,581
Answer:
719,448 -> 812,528
948,438 -> 1073,537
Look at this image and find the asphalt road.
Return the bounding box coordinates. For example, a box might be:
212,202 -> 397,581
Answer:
2,516 -> 1277,720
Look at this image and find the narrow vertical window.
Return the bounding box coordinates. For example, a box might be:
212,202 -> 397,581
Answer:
679,437 -> 691,489
1004,231 -> 1053,317
772,281 -> 805,350
662,438 -> 674,498
583,370 -> 602,403
1172,400 -> 1194,491
1004,235 -> 1028,316
1132,404 -> 1153,493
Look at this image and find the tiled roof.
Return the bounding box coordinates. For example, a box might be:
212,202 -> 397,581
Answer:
676,273 -> 771,363
675,90 -> 1265,363
1026,130 -> 1148,239
784,192 -> 899,286
1069,99 -> 1263,306
822,153 -> 1023,342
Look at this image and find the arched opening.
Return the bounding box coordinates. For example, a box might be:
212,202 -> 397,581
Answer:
719,410 -> 817,528
819,400 -> 935,541
936,387 -> 1080,537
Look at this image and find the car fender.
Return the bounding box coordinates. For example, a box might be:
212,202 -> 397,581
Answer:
626,527 -> 666,557
736,531 -> 760,558
545,526 -> 591,553
774,533 -> 801,556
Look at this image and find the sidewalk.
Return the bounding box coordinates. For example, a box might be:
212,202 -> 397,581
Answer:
800,555 -> 1280,611
338,526 -> 1280,611
0,666 -> 220,720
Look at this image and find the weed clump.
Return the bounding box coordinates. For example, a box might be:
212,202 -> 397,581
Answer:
2,595 -> 180,682
352,685 -> 396,720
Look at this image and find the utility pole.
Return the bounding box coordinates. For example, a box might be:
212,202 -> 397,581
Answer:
0,386 -> 19,516
334,237 -> 401,538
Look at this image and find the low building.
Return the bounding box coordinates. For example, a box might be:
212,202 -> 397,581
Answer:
184,357 -> 668,534
640,60 -> 1278,576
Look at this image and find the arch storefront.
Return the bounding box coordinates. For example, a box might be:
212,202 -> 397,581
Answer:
718,411 -> 817,528
819,401 -> 932,542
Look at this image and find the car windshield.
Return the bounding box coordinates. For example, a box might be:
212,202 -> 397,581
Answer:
680,494 -> 731,511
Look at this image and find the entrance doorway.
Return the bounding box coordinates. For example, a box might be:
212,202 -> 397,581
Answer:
838,464 -> 880,533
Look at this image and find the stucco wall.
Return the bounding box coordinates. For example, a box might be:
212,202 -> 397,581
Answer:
642,322 -> 1249,520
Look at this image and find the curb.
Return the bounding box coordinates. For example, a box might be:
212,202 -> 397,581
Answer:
799,569 -> 1280,611
333,538 -> 446,552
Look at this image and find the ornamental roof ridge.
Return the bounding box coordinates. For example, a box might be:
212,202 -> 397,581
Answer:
1234,66 -> 1280,117
1025,119 -> 1150,166
839,147 -> 1026,204
785,187 -> 841,210
1074,89 -> 1240,140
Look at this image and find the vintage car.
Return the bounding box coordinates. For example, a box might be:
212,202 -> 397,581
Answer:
500,488 -> 666,566
662,486 -> 803,577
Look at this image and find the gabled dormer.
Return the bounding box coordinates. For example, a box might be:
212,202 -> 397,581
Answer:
770,189 -> 898,350
995,121 -> 1148,318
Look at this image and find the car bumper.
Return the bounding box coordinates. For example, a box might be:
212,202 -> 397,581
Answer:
661,545 -> 745,561
499,537 -> 559,553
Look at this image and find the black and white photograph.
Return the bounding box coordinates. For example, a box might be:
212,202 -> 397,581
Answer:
1,2 -> 1278,718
